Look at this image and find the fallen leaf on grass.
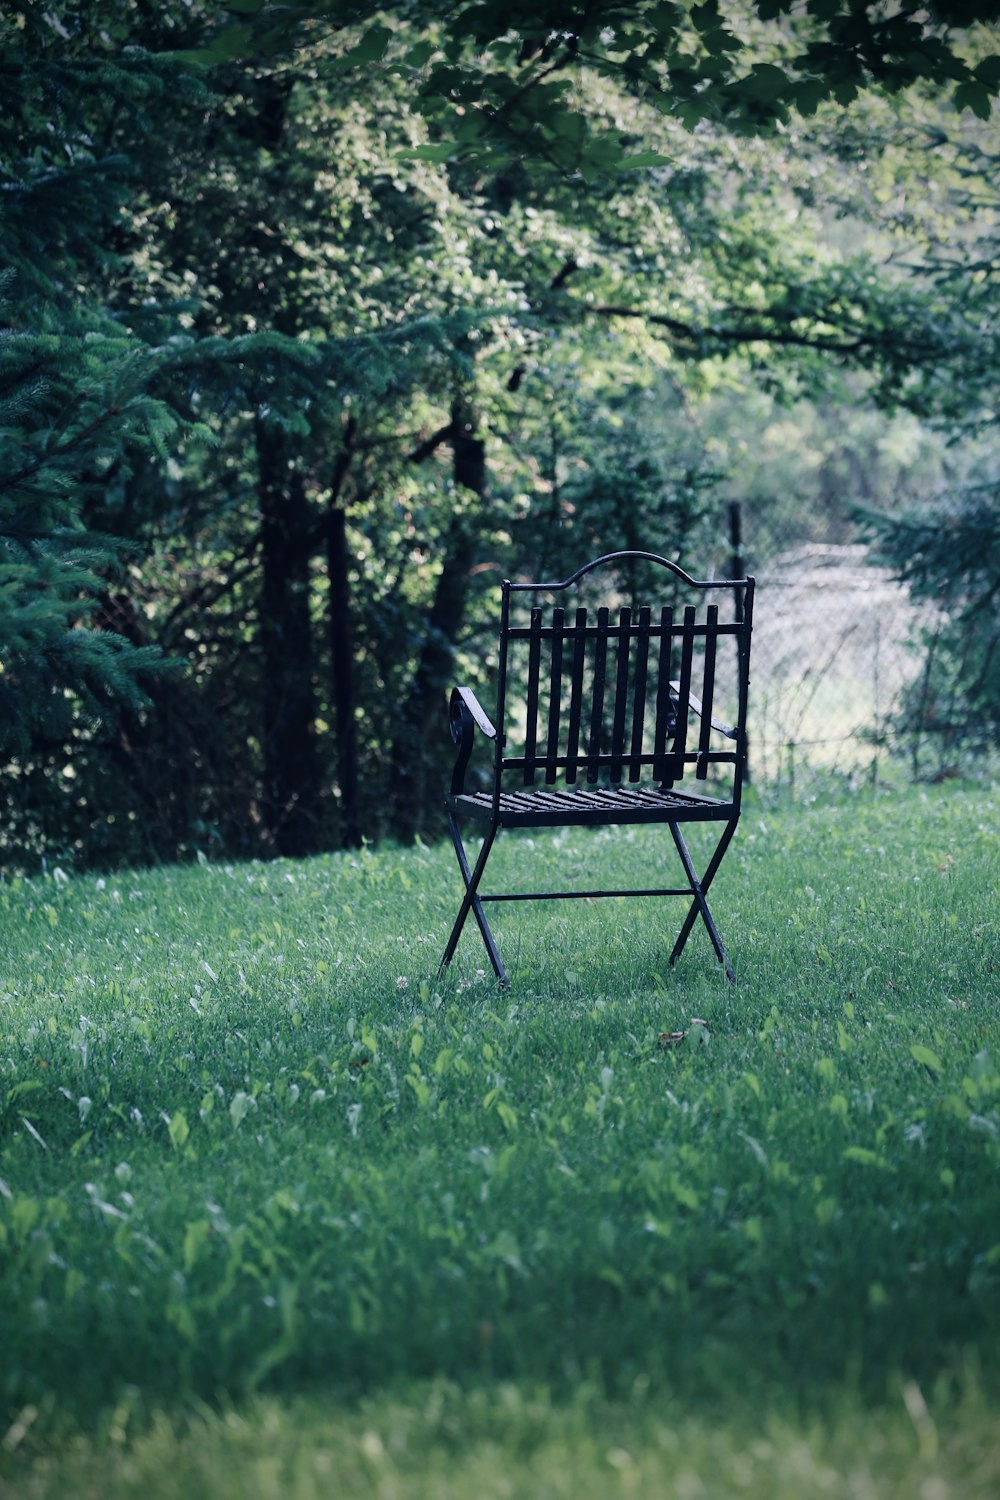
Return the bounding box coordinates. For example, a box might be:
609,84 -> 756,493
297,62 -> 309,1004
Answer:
658,1031 -> 686,1049
658,1020 -> 711,1050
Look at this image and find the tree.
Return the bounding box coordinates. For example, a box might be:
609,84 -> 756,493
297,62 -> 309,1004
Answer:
191,2 -> 1000,142
860,485 -> 1000,767
0,4 -> 199,755
1,4 -> 334,856
3,0 -> 998,867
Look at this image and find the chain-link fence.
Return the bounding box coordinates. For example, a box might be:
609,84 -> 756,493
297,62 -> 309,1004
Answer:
726,504 -> 933,793
746,542 -> 927,790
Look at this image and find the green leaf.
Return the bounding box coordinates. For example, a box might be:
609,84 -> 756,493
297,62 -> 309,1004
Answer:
404,40 -> 436,69
580,136 -> 626,177
832,79 -> 859,106
549,109 -> 586,146
229,1090 -> 254,1126
953,81 -> 993,121
167,1110 -> 190,1150
671,1178 -> 701,1211
174,23 -> 253,66
742,63 -> 791,102
974,56 -> 1000,89
619,151 -> 673,169
11,1196 -> 41,1242
843,1146 -> 887,1168
793,79 -> 828,116
911,1044 -> 944,1074
183,1218 -> 212,1271
6,1080 -> 43,1105
702,26 -> 740,58
395,144 -> 455,163
690,1 -> 721,31
488,1228 -> 522,1268
350,24 -> 393,66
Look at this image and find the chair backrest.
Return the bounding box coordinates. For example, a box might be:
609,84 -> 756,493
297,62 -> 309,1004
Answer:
493,551 -> 754,794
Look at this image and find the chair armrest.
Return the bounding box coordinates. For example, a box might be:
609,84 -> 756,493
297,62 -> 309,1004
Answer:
669,681 -> 737,740
449,686 -> 496,795
451,685 -> 497,741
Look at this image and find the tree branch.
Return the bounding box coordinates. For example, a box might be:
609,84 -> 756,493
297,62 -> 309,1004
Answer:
407,421 -> 453,464
160,534 -> 262,639
593,302 -> 891,355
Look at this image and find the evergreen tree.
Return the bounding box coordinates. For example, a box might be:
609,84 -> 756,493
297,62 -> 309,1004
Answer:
0,4 -> 202,749
0,297 -> 174,750
862,486 -> 1000,764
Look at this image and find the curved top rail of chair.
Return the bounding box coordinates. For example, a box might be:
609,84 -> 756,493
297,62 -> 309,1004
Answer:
506,550 -> 751,593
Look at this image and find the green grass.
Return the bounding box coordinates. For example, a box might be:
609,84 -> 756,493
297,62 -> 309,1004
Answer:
1,781 -> 998,1495
7,1380 -> 1000,1499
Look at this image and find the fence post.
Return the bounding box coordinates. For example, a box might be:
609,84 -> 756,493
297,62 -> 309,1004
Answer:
728,501 -> 745,623
729,501 -> 751,784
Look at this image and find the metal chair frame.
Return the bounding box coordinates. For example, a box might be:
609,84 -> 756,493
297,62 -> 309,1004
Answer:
439,551 -> 754,986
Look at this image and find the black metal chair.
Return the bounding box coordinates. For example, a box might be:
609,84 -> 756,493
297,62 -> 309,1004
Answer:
439,551 -> 754,986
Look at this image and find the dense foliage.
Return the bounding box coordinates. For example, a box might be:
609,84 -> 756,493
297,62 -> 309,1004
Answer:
1,1 -> 997,868
863,488 -> 1000,764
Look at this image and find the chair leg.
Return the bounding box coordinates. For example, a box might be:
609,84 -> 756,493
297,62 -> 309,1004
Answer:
668,820 -> 738,982
439,813 -> 508,986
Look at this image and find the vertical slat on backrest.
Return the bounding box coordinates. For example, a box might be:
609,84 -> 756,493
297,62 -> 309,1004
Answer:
652,606 -> 674,781
609,607 -> 631,783
545,606 -> 564,784
523,606 -> 542,785
696,604 -> 719,780
565,607 -> 587,785
671,605 -> 697,774
586,607 -> 610,783
628,605 -> 651,781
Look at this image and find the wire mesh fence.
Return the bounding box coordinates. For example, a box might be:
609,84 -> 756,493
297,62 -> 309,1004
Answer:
723,505 -> 932,793
746,542 -> 927,791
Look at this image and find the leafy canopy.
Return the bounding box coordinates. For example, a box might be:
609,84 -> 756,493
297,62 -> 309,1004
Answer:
178,0 -> 1000,162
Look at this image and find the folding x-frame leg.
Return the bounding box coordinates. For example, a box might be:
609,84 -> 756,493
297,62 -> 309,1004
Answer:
440,812 -> 739,988
439,812 -> 509,986
667,818 -> 739,982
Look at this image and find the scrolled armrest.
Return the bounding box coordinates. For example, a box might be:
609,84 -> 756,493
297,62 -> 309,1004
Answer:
449,686 -> 496,794
451,685 -> 496,741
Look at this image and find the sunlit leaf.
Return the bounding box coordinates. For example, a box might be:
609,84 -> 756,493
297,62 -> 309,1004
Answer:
229,1091 -> 255,1126
619,151 -> 673,170
399,142 -> 456,164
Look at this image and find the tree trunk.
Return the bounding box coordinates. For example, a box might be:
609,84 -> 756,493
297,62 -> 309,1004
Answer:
390,392 -> 486,838
256,417 -> 322,857
327,419 -> 360,846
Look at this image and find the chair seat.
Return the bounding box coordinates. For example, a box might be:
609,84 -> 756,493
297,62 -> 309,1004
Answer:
447,783 -> 733,828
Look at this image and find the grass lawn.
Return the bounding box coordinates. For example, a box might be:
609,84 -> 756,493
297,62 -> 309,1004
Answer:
1,781 -> 998,1496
